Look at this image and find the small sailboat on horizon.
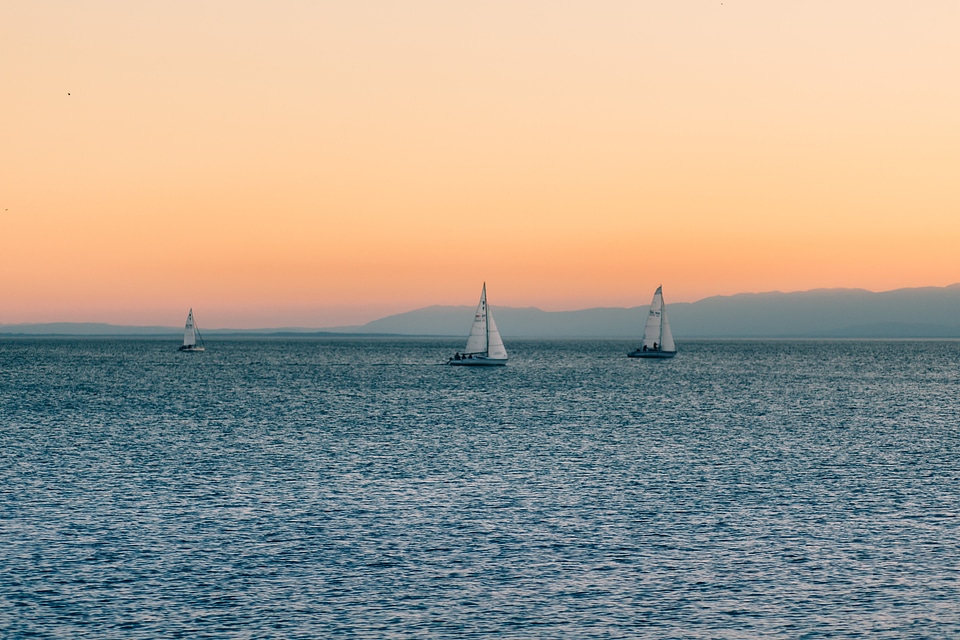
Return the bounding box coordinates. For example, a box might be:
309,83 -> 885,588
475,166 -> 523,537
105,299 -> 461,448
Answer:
628,285 -> 676,358
448,283 -> 508,366
178,308 -> 205,352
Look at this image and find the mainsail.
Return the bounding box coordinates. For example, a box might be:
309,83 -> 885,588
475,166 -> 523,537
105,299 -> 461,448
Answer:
463,286 -> 489,355
642,286 -> 675,352
183,309 -> 197,348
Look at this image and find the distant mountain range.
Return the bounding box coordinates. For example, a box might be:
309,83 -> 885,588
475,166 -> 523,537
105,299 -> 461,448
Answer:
4,284 -> 960,338
332,284 -> 960,338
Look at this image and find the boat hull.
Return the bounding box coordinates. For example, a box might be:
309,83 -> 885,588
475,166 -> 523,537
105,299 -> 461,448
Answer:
179,346 -> 205,352
627,349 -> 675,359
448,356 -> 507,366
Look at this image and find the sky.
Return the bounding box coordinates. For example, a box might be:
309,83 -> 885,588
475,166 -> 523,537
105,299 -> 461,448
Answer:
2,1 -> 959,328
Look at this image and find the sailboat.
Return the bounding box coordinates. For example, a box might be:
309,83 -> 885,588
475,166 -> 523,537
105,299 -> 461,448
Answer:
628,285 -> 676,358
178,308 -> 205,352
448,283 -> 508,366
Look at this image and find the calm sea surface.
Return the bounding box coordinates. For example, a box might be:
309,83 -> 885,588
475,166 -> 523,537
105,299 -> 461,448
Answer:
2,338 -> 959,638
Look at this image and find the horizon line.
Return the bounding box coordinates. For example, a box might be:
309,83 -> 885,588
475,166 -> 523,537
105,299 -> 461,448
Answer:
2,282 -> 959,332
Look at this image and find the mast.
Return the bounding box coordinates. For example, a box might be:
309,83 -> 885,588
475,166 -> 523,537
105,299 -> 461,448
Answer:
658,285 -> 664,346
483,282 -> 489,356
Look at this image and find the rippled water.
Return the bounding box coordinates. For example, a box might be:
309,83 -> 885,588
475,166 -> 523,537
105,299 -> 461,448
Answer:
2,338 -> 959,637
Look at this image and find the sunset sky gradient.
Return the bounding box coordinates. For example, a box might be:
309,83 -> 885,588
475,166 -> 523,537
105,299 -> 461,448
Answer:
3,1 -> 958,327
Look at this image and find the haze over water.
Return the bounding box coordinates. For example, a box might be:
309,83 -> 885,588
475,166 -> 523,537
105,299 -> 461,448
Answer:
2,338 -> 959,637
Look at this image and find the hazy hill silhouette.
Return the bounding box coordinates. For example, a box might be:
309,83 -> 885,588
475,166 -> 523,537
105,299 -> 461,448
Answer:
339,284 -> 960,338
4,285 -> 960,338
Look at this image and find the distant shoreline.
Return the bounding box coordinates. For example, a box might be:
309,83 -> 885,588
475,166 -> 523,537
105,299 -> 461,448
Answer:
0,331 -> 395,338
4,283 -> 960,339
3,334 -> 960,342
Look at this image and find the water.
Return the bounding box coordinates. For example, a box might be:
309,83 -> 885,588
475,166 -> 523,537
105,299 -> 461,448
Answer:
2,338 -> 959,638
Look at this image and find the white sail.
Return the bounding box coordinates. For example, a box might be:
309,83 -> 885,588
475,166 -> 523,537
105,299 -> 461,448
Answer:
641,287 -> 664,350
629,285 -> 676,358
450,283 -> 508,365
486,305 -> 508,360
463,284 -> 488,354
183,309 -> 197,347
659,304 -> 675,352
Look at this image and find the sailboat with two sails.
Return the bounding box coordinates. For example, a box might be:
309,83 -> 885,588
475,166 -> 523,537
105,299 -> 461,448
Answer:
178,308 -> 205,352
448,283 -> 508,366
628,285 -> 676,358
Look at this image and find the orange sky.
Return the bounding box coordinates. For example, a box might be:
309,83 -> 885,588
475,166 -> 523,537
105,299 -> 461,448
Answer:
2,1 -> 958,328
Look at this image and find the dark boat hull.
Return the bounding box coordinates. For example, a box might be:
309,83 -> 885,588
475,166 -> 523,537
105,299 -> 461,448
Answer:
448,356 -> 507,366
627,349 -> 675,359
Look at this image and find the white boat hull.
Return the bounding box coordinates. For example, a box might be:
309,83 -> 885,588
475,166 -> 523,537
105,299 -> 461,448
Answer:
448,355 -> 507,366
179,345 -> 205,352
628,349 -> 675,359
